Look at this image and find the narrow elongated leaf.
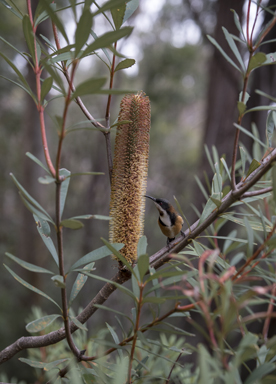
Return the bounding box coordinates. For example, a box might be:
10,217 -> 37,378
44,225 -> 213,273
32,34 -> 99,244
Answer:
234,123 -> 267,148
35,218 -> 59,266
69,269 -> 89,306
41,76 -> 53,101
92,0 -> 130,16
26,152 -> 50,174
38,175 -> 55,184
123,0 -> 139,23
207,35 -> 242,73
266,110 -> 275,147
20,193 -> 54,224
114,58 -> 135,72
245,159 -> 261,179
111,4 -> 126,29
244,363 -> 275,384
222,27 -> 245,72
59,169 -> 71,218
231,9 -> 246,40
198,197 -> 217,227
10,173 -> 54,222
26,314 -> 61,333
69,243 -> 124,271
70,316 -> 88,331
94,304 -> 133,324
75,10 -> 93,57
273,165 -> 276,205
101,238 -> 135,276
71,77 -> 106,99
19,358 -> 45,368
81,27 -> 133,58
5,252 -> 53,274
1,0 -> 23,18
5,265 -> 60,308
22,15 -> 35,61
137,254 -> 149,281
60,219 -> 84,229
0,75 -> 36,102
90,29 -> 111,64
0,51 -> 31,88
39,0 -> 69,44
137,236 -> 147,257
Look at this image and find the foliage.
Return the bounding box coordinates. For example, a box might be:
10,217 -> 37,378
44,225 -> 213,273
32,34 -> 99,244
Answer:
2,0 -> 276,383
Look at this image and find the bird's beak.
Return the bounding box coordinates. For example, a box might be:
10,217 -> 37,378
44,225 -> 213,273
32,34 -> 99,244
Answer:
145,195 -> 156,202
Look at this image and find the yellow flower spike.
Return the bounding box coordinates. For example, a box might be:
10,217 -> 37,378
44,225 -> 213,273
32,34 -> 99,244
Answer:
109,92 -> 151,264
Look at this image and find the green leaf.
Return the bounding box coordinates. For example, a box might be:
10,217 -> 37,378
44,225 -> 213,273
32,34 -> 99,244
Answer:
81,27 -> 133,59
245,159 -> 261,179
71,77 -> 106,99
137,254 -> 149,281
41,76 -> 53,101
5,265 -> 60,308
222,27 -> 245,72
244,363 -> 275,384
10,173 -> 54,223
94,304 -> 133,324
44,359 -> 69,371
38,175 -> 55,184
69,269 -> 89,306
248,52 -> 267,72
69,243 -> 124,271
266,110 -> 276,147
272,164 -> 276,205
244,217 -> 253,257
111,4 -> 126,29
26,314 -> 61,333
92,0 -> 130,16
70,316 -> 88,331
19,193 -> 53,224
198,197 -> 217,226
123,0 -> 139,23
143,297 -> 166,304
39,0 -> 69,44
231,9 -> 246,41
35,216 -> 59,266
240,146 -> 246,175
137,236 -> 147,257
101,238 -> 136,275
237,101 -> 246,116
0,75 -> 36,102
0,51 -> 32,89
5,252 -> 53,274
22,15 -> 35,61
207,35 -> 242,73
0,0 -> 23,18
26,152 -> 50,174
59,168 -> 71,218
51,275 -> 66,288
75,9 -> 93,57
60,219 -> 84,230
19,358 -> 45,369
114,58 -> 135,72
234,123 -> 267,149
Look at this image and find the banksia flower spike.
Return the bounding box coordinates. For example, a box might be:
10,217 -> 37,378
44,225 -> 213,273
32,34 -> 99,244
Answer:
109,92 -> 151,264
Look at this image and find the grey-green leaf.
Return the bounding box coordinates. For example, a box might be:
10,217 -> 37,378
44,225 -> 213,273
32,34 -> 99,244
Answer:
26,314 -> 61,333
5,252 -> 53,274
69,243 -> 124,271
22,15 -> 35,61
59,168 -> 71,218
75,9 -> 93,57
248,52 -> 267,72
60,219 -> 84,230
41,76 -> 53,101
5,265 -> 60,308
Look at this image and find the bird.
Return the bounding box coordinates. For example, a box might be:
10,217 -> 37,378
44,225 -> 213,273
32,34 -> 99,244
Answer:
145,195 -> 184,245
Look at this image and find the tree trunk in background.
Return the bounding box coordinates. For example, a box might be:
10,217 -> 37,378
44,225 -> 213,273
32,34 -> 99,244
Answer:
197,0 -> 245,200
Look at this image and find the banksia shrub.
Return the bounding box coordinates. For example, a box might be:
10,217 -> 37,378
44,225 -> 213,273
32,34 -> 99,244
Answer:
109,92 -> 151,264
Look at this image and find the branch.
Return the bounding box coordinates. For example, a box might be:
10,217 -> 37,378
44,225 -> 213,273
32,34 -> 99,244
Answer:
1,149 -> 276,365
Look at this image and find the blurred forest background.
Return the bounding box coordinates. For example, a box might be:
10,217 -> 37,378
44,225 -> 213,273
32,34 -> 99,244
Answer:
1,0 -> 276,380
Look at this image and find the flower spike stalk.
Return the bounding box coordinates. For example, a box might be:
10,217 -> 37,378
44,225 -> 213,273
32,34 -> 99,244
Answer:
110,92 -> 151,264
